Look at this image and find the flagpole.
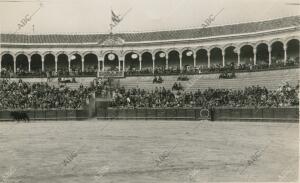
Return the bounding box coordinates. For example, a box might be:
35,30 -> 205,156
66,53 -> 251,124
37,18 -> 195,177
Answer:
121,8 -> 132,20
110,7 -> 113,35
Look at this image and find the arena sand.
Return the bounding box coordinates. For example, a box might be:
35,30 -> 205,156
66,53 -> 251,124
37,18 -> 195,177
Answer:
0,120 -> 298,183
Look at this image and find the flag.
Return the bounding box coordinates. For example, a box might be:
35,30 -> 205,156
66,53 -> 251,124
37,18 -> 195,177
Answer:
110,10 -> 122,28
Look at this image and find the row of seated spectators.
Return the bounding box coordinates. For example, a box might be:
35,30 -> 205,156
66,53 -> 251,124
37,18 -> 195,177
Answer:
111,83 -> 299,108
125,57 -> 299,76
0,69 -> 98,78
0,77 -> 118,110
1,57 -> 299,78
0,79 -> 92,110
0,77 -> 299,110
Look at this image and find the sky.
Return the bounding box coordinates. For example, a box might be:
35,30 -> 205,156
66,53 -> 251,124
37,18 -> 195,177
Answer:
0,0 -> 299,34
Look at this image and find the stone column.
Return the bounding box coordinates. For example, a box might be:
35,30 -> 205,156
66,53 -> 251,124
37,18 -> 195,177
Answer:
207,52 -> 211,68
152,55 -> 155,74
237,50 -> 241,66
120,57 -> 124,72
68,57 -> 71,72
139,55 -> 142,71
268,45 -> 272,66
81,57 -> 84,72
166,55 -> 169,69
0,56 -> 2,77
193,53 -> 196,68
41,57 -> 45,72
222,50 -> 225,67
28,56 -> 31,72
118,60 -> 121,71
97,59 -> 101,73
54,56 -> 58,73
13,56 -> 16,73
253,48 -> 257,65
284,45 -> 287,65
179,53 -> 183,70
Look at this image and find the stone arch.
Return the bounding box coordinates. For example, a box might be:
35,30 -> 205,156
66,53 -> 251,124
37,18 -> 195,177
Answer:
238,42 -> 254,50
255,40 -> 270,48
16,54 -> 29,72
240,44 -> 254,65
180,47 -> 195,54
70,53 -> 83,73
44,53 -> 55,72
181,49 -> 195,69
122,50 -> 140,58
239,43 -> 254,65
167,48 -> 180,55
285,37 -> 300,44
55,51 -> 68,57
209,47 -> 223,67
103,52 -> 119,71
222,43 -> 238,51
30,54 -> 42,72
224,46 -> 238,66
195,48 -> 208,68
154,50 -> 167,70
256,43 -> 269,65
140,50 -> 153,70
167,50 -> 180,69
124,52 -> 140,71
102,50 -> 121,58
1,53 -> 14,73
83,51 -> 98,58
29,51 -> 42,57
84,53 -> 98,72
57,53 -> 69,74
208,45 -> 222,52
271,41 -> 284,63
286,39 -> 299,63
15,51 -> 29,58
195,46 -> 208,53
140,49 -> 153,56
42,51 -> 55,57
153,49 -> 166,57
69,51 -> 83,58
270,38 -> 284,47
1,51 -> 15,57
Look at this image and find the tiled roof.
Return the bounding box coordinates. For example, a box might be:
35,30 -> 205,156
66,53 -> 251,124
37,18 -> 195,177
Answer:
1,16 -> 299,44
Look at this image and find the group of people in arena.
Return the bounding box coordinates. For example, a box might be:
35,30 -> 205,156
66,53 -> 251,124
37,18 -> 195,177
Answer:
110,83 -> 299,108
0,79 -> 92,110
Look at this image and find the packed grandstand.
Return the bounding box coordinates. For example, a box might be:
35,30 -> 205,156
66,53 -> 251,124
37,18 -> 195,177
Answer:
0,15 -> 299,111
0,78 -> 298,110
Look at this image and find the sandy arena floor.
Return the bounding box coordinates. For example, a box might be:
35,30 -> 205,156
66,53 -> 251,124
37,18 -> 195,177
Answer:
0,120 -> 298,183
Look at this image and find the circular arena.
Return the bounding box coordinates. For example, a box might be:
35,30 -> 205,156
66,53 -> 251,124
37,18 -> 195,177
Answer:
0,2 -> 299,182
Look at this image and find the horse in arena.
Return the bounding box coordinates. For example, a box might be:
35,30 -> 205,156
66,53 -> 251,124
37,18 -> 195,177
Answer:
10,111 -> 30,122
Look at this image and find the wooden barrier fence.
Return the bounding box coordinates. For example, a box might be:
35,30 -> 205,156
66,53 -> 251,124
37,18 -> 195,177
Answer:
97,108 -> 210,120
97,107 -> 299,122
0,109 -> 89,121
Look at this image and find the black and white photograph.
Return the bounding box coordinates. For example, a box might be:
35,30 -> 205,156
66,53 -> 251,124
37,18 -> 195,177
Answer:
0,0 -> 299,182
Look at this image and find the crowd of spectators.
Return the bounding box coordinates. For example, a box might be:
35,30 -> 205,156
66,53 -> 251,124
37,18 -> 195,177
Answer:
1,57 -> 299,78
0,79 -> 92,110
125,57 -> 299,77
0,76 -> 298,110
111,83 -> 299,108
153,76 -> 163,84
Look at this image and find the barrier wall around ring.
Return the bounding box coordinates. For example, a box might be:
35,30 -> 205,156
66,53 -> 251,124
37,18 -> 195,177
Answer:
213,107 -> 299,122
97,108 -> 210,120
0,109 -> 89,121
97,107 -> 299,122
